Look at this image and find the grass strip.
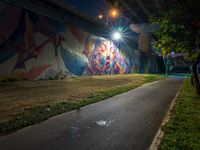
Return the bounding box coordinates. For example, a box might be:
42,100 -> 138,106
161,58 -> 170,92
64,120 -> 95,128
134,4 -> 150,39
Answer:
159,78 -> 200,150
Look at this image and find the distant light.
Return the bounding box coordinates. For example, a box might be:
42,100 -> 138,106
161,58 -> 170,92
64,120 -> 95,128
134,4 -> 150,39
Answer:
110,9 -> 119,18
98,14 -> 103,19
112,31 -> 121,40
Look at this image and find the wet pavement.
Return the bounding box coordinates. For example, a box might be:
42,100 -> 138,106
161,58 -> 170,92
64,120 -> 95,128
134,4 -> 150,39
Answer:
0,78 -> 183,150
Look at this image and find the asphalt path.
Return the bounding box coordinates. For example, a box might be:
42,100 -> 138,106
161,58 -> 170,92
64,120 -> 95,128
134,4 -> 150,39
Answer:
0,77 -> 183,150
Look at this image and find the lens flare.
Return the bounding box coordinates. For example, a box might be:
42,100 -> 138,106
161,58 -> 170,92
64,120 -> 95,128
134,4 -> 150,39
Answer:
110,9 -> 118,18
112,32 -> 121,40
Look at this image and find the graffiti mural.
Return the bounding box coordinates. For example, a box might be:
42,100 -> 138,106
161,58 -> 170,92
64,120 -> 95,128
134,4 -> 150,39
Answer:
0,2 -> 133,80
83,36 -> 129,75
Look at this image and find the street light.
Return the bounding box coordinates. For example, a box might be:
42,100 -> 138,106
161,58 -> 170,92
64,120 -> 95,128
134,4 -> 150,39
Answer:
112,31 -> 122,41
110,8 -> 119,18
98,14 -> 103,19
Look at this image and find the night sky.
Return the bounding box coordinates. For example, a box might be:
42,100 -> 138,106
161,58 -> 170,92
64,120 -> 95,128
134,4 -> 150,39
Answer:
64,0 -> 110,17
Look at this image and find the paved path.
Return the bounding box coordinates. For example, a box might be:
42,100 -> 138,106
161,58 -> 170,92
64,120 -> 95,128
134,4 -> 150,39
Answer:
0,78 -> 183,150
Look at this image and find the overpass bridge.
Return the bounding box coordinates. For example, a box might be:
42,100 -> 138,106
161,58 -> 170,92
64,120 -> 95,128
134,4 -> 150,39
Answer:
0,0 -> 165,80
2,0 -> 109,37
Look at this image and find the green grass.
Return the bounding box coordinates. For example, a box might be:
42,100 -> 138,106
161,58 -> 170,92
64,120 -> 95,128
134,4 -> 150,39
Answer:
159,78 -> 200,150
0,74 -> 164,136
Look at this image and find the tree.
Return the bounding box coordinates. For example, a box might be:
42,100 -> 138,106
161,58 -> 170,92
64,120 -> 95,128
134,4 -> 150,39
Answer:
150,0 -> 200,95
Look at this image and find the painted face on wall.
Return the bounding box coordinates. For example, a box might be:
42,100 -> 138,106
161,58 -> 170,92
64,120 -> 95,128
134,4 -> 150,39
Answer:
83,36 -> 129,75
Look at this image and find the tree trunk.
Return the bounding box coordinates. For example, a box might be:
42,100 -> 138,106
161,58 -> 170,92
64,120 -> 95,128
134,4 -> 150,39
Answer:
191,75 -> 195,86
192,60 -> 200,96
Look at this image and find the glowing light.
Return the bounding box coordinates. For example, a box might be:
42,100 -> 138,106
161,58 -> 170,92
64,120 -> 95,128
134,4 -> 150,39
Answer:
110,26 -> 129,43
112,31 -> 121,40
98,14 -> 103,19
110,9 -> 119,18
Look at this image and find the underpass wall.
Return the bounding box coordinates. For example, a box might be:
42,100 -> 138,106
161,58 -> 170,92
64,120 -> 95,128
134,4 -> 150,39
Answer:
0,2 -> 159,80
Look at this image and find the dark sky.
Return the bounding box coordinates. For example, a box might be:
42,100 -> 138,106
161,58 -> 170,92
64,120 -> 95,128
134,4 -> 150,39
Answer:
64,0 -> 110,17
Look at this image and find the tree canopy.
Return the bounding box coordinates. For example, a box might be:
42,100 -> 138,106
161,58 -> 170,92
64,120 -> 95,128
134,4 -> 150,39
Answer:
150,0 -> 200,94
151,0 -> 200,58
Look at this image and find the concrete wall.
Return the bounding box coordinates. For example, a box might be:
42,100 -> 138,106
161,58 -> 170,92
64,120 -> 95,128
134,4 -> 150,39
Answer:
0,2 -> 159,80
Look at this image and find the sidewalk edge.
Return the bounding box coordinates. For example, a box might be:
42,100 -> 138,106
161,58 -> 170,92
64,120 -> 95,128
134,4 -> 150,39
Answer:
149,81 -> 183,150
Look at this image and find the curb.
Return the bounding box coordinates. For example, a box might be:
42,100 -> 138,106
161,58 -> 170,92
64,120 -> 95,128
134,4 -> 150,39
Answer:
149,82 -> 183,150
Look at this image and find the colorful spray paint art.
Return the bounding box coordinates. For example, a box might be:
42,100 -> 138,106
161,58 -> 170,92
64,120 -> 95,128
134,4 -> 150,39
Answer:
0,2 -> 159,80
